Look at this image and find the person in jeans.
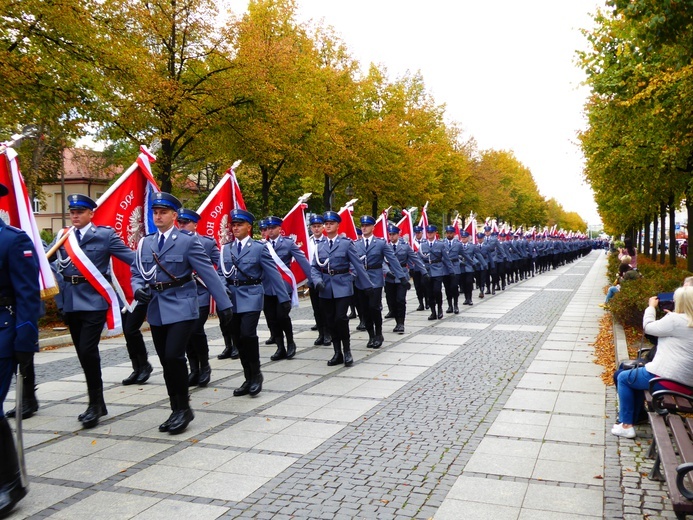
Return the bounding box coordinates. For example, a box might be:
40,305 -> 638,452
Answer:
612,287 -> 693,438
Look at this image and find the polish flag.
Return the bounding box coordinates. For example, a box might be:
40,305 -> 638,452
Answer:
396,207 -> 416,249
197,160 -> 245,248
452,213 -> 462,239
0,147 -> 59,298
281,195 -> 311,286
372,207 -> 391,242
338,203 -> 358,240
418,201 -> 429,229
464,215 -> 478,245
92,145 -> 160,308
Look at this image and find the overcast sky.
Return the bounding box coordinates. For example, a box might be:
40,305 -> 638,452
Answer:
228,0 -> 604,226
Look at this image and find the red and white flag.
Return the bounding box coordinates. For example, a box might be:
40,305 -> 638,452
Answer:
396,207 -> 416,249
0,147 -> 59,298
418,201 -> 429,229
372,207 -> 390,242
491,219 -> 500,234
197,160 -> 245,248
92,145 -> 160,309
338,203 -> 358,240
279,194 -> 311,302
452,213 -> 462,239
464,214 -> 478,245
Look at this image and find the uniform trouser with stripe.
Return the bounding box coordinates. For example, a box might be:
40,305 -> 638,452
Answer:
384,281 -> 407,324
151,320 -> 195,408
67,310 -> 107,397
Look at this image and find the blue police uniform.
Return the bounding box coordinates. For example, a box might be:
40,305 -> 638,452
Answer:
0,182 -> 40,516
458,233 -> 477,305
263,216 -> 312,361
218,209 -> 290,397
384,226 -> 427,333
131,193 -> 232,434
418,226 -> 454,320
442,227 -> 462,314
307,215 -> 331,347
477,233 -> 493,296
353,216 -> 407,348
411,226 -> 428,310
310,211 -> 374,366
48,194 -> 135,429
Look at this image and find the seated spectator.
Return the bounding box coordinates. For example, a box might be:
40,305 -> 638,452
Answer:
619,237 -> 637,269
612,287 -> 693,438
601,256 -> 638,307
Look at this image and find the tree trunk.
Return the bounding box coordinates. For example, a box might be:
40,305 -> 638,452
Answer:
159,137 -> 174,193
669,195 -> 677,266
652,213 -> 658,261
660,201 -> 667,264
371,193 -> 378,219
643,216 -> 651,259
637,223 -> 642,254
261,165 -> 270,216
323,174 -> 332,211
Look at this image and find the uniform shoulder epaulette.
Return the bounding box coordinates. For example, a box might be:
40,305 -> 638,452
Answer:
5,225 -> 23,234
180,229 -> 194,236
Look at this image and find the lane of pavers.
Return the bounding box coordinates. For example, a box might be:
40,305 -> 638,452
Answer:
7,252 -> 604,519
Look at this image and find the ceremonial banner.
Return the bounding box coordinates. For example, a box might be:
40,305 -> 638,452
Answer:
281,196 -> 310,288
418,201 -> 429,229
396,208 -> 416,249
372,208 -> 390,242
464,216 -> 478,245
452,213 -> 462,239
197,160 -> 244,248
93,145 -> 160,307
0,147 -> 59,298
337,204 -> 358,240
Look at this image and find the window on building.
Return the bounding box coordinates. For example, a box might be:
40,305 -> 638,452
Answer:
33,197 -> 41,213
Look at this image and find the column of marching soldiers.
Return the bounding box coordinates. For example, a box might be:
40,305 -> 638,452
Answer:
0,185 -> 596,517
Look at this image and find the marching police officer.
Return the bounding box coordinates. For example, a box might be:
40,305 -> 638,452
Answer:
218,209 -> 289,397
311,211 -> 373,365
458,231 -> 477,305
0,182 -> 40,517
49,194 -> 135,429
385,225 -> 427,334
419,225 -> 453,320
176,208 -> 218,387
264,215 -> 311,361
131,193 -> 233,434
308,215 -> 331,346
442,225 -> 462,314
354,215 -> 407,348
477,232 -> 493,296
411,225 -> 428,311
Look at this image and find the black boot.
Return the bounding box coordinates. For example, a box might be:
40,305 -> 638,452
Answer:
122,357 -> 141,386
356,320 -> 366,331
314,329 -> 325,345
168,395 -> 194,435
347,307 -> 357,319
265,336 -> 276,345
198,362 -> 211,387
80,387 -> 107,429
343,344 -> 354,367
187,346 -> 200,386
218,332 -> 236,359
159,396 -> 177,432
286,342 -> 297,359
428,308 -> 437,320
136,356 -> 153,385
384,311 -> 394,319
5,371 -> 39,420
248,340 -> 263,397
393,322 -> 405,334
327,344 -> 344,366
188,366 -> 200,387
416,303 -> 425,311
270,344 -> 287,361
310,324 -> 319,331
0,417 -> 27,518
323,332 -> 332,345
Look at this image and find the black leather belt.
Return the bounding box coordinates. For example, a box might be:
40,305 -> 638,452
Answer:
451,259 -> 459,263
150,274 -> 194,291
320,267 -> 350,275
67,275 -> 88,285
427,259 -> 441,264
0,297 -> 15,306
228,278 -> 262,287
366,264 -> 383,270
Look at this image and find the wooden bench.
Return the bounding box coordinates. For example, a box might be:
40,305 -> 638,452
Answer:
647,389 -> 693,519
645,378 -> 693,415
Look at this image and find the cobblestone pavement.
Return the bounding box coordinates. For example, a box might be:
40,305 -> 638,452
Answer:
3,251 -> 640,519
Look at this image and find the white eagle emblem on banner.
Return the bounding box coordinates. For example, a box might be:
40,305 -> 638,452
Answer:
127,206 -> 145,249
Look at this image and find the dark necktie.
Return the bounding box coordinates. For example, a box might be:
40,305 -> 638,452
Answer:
75,229 -> 82,243
271,240 -> 276,249
237,241 -> 242,255
365,238 -> 369,249
158,233 -> 165,251
329,239 -> 334,249
393,243 -> 397,253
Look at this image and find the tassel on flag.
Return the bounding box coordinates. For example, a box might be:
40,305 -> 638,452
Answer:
197,160 -> 244,248
92,145 -> 161,309
0,147 -> 59,299
338,201 -> 358,240
396,207 -> 417,249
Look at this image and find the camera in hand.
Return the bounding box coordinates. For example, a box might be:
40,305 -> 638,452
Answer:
658,292 -> 675,312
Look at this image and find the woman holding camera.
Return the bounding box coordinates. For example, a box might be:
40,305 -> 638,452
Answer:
612,287 -> 693,438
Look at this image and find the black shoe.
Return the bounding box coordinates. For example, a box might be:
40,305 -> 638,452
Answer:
425,302 -> 429,309
371,335 -> 384,348
270,347 -> 287,361
428,312 -> 437,321
265,336 -> 276,345
310,324 -> 319,331
454,305 -> 459,314
416,303 -> 425,311
158,411 -> 176,432
356,321 -> 366,331
327,352 -> 344,366
347,310 -> 357,319
446,306 -> 453,314
286,342 -> 297,359
136,361 -> 153,385
479,292 -> 485,299
5,398 -> 39,420
468,301 -> 473,306
81,404 -> 106,429
168,408 -> 194,435
198,365 -> 211,387
0,477 -> 27,518
384,312 -> 394,319
233,381 -> 250,397
314,336 -> 325,346
393,323 -> 405,334
366,337 -> 375,348
323,335 -> 332,346
188,370 -> 200,387
492,289 -> 496,295
344,350 -> 354,367
122,369 -> 139,386
78,403 -> 108,423
218,347 -> 233,359
229,346 -> 240,359
502,284 -> 506,290
249,373 -> 264,397
437,310 -> 443,319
